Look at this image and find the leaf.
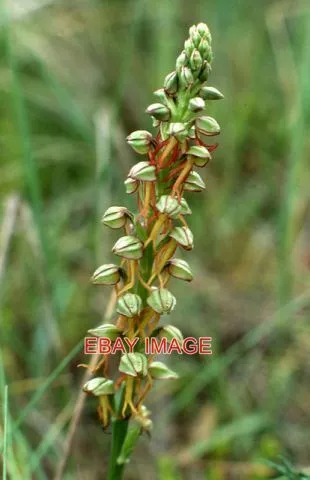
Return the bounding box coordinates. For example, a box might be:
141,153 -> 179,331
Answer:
117,423 -> 142,465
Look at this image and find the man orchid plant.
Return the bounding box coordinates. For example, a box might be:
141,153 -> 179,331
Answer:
83,22 -> 223,478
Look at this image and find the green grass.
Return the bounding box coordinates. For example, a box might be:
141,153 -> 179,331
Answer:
2,385 -> 8,480
0,0 -> 309,478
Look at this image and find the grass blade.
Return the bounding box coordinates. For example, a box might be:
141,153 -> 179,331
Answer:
14,340 -> 83,429
2,385 -> 8,480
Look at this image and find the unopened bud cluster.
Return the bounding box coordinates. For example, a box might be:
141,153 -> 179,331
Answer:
84,23 -> 222,435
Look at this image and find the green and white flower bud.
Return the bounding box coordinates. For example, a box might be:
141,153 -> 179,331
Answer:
189,25 -> 201,48
189,97 -> 205,113
117,293 -> 142,317
134,405 -> 153,431
145,103 -> 170,121
159,325 -> 184,344
179,67 -> 194,88
149,361 -> 179,380
124,177 -> 139,194
188,125 -> 196,139
129,161 -> 156,182
199,61 -> 212,82
164,71 -> 178,95
169,122 -> 188,141
83,377 -> 114,396
92,263 -> 123,285
198,38 -> 212,61
187,145 -> 211,167
88,323 -> 121,340
196,115 -> 220,136
165,258 -> 193,282
102,206 -> 133,229
169,226 -> 194,250
119,353 -> 148,377
126,130 -> 153,155
190,49 -> 203,71
189,25 -> 197,37
197,22 -> 212,43
184,170 -> 206,192
112,235 -> 143,260
156,195 -> 182,219
153,88 -> 170,105
184,38 -> 194,56
180,197 -> 192,215
176,51 -> 188,71
200,85 -> 224,100
152,117 -> 160,128
147,288 -> 176,314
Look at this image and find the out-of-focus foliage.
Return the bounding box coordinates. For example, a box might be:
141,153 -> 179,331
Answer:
0,0 -> 310,479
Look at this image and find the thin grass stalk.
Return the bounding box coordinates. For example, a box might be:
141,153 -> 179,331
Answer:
1,0 -> 62,354
2,385 -> 8,480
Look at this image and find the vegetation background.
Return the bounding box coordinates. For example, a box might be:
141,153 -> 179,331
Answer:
0,0 -> 310,478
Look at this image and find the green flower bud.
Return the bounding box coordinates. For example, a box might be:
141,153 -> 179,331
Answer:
200,85 -> 224,101
153,88 -> 170,106
129,161 -> 156,182
180,197 -> 192,215
189,25 -> 201,48
119,352 -> 148,377
134,405 -> 153,431
145,103 -> 170,121
169,226 -> 194,250
124,177 -> 139,194
196,115 -> 220,136
164,71 -> 178,95
188,125 -> 196,139
126,130 -> 153,155
198,38 -> 212,60
165,258 -> 193,282
83,377 -> 114,396
199,61 -> 212,82
117,293 -> 142,317
112,235 -> 143,260
156,195 -> 182,219
88,323 -> 121,340
184,170 -> 206,192
92,263 -> 123,285
176,51 -> 188,71
184,38 -> 194,56
179,66 -> 194,88
169,122 -> 188,140
188,25 -> 197,37
149,361 -> 179,380
187,145 -> 211,167
152,117 -> 160,128
189,97 -> 205,113
190,49 -> 203,71
159,325 -> 184,344
102,206 -> 133,229
197,22 -> 212,43
147,288 -> 176,314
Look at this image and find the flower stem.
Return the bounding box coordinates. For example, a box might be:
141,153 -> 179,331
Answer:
107,385 -> 129,480
107,417 -> 129,480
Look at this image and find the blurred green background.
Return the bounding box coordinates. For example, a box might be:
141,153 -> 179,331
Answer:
0,0 -> 310,478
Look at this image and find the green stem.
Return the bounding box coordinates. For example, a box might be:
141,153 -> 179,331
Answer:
107,384 -> 129,480
107,417 -> 129,480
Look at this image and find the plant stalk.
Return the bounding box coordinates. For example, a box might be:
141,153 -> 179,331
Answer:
107,417 -> 129,480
